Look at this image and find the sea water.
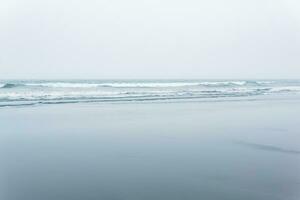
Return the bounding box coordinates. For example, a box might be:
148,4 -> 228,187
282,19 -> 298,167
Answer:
0,79 -> 300,107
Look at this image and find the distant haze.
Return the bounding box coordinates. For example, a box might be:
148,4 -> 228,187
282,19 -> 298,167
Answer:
1,0 -> 300,79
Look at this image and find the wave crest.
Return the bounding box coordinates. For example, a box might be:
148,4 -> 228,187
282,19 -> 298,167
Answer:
11,81 -> 272,88
0,83 -> 23,89
0,80 -> 299,107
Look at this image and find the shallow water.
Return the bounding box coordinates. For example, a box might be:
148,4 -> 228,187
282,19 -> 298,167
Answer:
0,97 -> 300,200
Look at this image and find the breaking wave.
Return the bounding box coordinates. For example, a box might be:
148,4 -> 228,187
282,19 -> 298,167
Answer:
0,80 -> 275,89
0,83 -> 24,89
0,80 -> 299,107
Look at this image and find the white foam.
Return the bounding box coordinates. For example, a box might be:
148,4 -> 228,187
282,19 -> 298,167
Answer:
256,81 -> 274,84
3,81 -> 278,89
269,86 -> 300,93
199,81 -> 247,86
1,80 -> 299,106
26,83 -> 100,88
97,82 -> 200,88
25,82 -> 201,88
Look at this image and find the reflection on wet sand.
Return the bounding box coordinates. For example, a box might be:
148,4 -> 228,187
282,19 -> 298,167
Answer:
235,141 -> 300,155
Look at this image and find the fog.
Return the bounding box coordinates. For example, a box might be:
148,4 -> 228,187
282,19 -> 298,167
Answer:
1,0 -> 300,79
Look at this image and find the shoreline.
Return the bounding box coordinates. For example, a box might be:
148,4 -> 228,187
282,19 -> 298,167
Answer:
1,93 -> 300,109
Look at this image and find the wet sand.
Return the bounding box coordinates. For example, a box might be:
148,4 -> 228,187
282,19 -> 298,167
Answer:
0,98 -> 300,200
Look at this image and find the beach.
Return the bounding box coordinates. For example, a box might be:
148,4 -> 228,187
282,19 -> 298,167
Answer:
2,0 -> 300,197
1,96 -> 300,200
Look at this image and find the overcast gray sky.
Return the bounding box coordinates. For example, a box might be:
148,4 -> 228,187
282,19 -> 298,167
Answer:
0,0 -> 300,79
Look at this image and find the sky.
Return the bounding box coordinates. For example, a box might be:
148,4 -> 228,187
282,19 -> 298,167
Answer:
0,0 -> 300,79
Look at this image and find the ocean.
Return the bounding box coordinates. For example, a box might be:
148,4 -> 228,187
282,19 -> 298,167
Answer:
0,80 -> 300,200
1,79 -> 300,107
